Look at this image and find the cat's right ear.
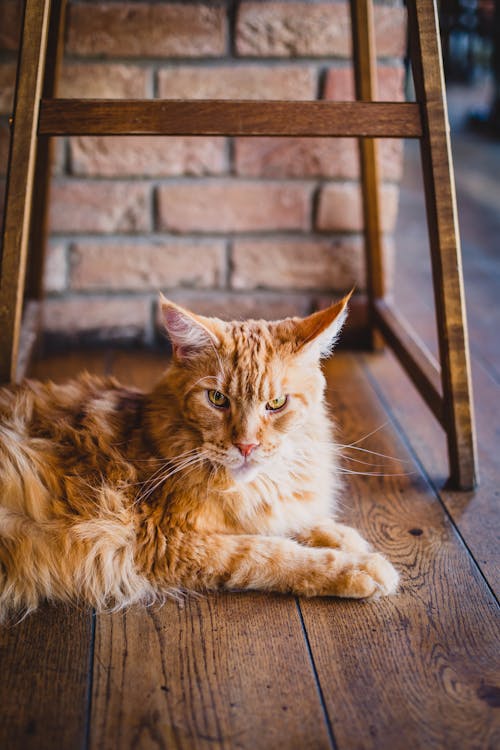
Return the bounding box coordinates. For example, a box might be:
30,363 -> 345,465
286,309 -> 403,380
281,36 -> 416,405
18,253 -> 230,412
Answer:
159,295 -> 222,360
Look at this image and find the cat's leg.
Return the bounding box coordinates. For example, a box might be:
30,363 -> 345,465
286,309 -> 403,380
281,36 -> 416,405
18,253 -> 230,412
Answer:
294,519 -> 371,554
158,531 -> 398,598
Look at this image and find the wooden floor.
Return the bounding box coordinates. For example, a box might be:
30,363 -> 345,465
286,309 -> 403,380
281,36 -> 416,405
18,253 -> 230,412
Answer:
1,344 -> 498,750
1,97 -> 500,748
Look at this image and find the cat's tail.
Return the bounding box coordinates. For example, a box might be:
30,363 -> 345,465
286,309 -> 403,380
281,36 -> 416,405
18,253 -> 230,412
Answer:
0,507 -> 45,623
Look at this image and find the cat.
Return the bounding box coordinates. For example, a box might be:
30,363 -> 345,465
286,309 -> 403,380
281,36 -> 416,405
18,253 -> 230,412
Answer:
0,293 -> 398,620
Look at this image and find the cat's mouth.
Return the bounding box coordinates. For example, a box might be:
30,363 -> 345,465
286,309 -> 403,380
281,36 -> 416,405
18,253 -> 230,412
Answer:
229,460 -> 261,483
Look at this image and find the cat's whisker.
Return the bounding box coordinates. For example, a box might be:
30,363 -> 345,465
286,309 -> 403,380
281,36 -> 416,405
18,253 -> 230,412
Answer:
133,452 -> 209,505
130,448 -> 204,487
343,422 -> 389,447
338,444 -> 412,464
186,375 -> 222,393
340,453 -> 392,468
338,468 -> 417,477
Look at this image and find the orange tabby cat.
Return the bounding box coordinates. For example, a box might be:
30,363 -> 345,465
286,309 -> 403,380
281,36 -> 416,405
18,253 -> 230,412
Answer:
0,294 -> 398,620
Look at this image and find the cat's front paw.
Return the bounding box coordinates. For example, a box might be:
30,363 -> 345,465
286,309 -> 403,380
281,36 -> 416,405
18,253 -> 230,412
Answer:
332,551 -> 399,599
299,521 -> 371,554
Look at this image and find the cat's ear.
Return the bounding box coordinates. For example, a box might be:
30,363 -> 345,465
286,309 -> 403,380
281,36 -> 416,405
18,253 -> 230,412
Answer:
293,290 -> 353,359
159,294 -> 222,360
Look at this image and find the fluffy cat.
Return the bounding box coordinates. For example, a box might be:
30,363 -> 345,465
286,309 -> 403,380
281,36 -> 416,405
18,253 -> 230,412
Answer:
0,294 -> 398,620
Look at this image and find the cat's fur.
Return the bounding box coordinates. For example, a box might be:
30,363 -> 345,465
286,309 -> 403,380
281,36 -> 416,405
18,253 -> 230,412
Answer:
0,294 -> 398,620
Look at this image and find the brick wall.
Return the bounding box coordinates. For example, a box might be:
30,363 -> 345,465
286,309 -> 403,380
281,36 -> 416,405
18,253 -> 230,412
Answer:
0,0 -> 407,346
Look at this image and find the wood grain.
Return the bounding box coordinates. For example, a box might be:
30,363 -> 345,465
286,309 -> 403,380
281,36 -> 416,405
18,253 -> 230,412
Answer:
87,350 -> 332,750
300,354 -> 500,749
38,99 -> 423,138
0,0 -> 51,383
364,348 -> 500,599
0,353 -> 110,750
26,0 -> 67,301
90,596 -> 332,750
0,604 -> 93,750
350,0 -> 385,350
374,299 -> 443,424
406,0 -> 477,489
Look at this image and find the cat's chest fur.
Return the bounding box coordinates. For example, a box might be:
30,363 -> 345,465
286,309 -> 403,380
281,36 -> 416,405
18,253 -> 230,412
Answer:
167,446 -> 337,538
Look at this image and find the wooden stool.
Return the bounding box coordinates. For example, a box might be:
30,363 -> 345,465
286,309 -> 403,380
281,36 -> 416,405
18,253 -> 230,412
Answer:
0,0 -> 477,490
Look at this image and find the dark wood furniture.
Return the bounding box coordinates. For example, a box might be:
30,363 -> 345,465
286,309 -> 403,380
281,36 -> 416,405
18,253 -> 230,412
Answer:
0,0 -> 477,490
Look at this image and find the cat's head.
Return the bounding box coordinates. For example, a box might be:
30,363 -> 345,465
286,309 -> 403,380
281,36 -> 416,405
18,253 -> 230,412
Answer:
158,293 -> 351,484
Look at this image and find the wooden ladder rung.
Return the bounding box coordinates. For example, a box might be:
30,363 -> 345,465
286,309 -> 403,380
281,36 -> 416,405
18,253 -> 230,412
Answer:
373,299 -> 444,425
38,99 -> 423,138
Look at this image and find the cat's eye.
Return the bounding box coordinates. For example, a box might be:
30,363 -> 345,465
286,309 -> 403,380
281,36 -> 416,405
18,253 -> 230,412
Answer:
266,395 -> 288,412
207,389 -> 230,409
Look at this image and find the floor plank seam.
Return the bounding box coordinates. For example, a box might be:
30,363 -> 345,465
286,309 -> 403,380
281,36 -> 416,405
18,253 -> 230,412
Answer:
84,609 -> 97,750
360,354 -> 500,607
295,598 -> 338,750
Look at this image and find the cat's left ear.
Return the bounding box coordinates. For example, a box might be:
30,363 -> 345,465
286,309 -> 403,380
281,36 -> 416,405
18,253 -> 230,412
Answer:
159,294 -> 223,360
293,290 -> 353,359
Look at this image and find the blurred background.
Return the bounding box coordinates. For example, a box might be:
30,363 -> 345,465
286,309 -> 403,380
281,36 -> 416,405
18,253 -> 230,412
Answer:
0,0 -> 498,362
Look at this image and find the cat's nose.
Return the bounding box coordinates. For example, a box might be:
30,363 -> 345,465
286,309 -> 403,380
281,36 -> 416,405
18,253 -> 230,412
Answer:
234,442 -> 260,458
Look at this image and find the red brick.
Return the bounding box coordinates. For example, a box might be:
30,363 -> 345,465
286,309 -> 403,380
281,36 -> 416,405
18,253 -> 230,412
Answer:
234,137 -> 403,181
374,4 -> 408,59
70,136 -> 227,177
0,0 -> 22,51
155,292 -> 312,328
66,3 -> 227,58
231,238 -> 365,291
44,243 -> 67,293
51,138 -> 66,176
0,62 -> 17,114
158,181 -> 312,233
69,240 -> 226,291
43,296 -> 151,343
59,63 -> 149,99
323,65 -> 405,101
49,181 -> 151,233
236,2 -> 406,58
316,183 -> 399,233
157,65 -> 316,100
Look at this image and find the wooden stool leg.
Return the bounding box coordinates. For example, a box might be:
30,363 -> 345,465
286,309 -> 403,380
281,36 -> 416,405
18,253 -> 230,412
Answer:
26,0 -> 67,301
350,0 -> 385,350
0,0 -> 52,383
407,0 -> 477,489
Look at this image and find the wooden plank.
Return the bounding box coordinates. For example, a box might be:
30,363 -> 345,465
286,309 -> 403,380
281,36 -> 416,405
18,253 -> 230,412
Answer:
90,596 -> 333,750
87,350 -> 332,750
108,349 -> 167,387
407,0 -> 477,489
29,348 -> 111,382
300,354 -> 499,749
374,298 -> 444,424
0,351 -> 110,750
0,604 -> 93,750
364,348 -> 500,598
38,99 -> 423,138
350,0 -> 385,350
0,0 -> 52,384
26,0 -> 67,301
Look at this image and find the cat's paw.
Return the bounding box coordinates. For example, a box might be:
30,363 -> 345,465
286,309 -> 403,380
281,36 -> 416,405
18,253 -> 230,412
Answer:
331,551 -> 399,599
300,522 -> 371,554
340,553 -> 399,599
330,524 -> 371,554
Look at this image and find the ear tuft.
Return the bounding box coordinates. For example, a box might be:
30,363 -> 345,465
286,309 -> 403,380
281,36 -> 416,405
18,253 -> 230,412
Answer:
159,294 -> 220,360
294,290 -> 353,359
